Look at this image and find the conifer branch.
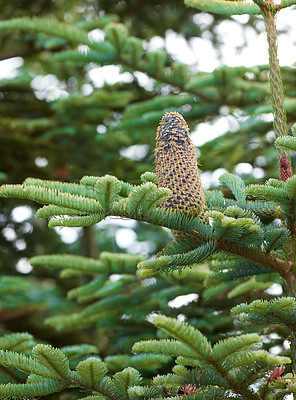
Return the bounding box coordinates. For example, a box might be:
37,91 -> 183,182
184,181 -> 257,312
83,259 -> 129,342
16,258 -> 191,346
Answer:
0,343 -> 144,400
246,179 -> 296,236
133,315 -> 290,399
206,194 -> 279,219
0,15 -> 287,111
0,380 -> 63,398
0,17 -> 92,46
184,0 -> 294,177
217,238 -> 288,276
30,253 -> 144,275
184,0 -> 261,15
281,0 -> 296,6
0,350 -> 59,380
275,136 -> 296,153
138,242 -> 216,276
0,174 -> 291,281
232,297 -> 296,332
260,1 -> 290,165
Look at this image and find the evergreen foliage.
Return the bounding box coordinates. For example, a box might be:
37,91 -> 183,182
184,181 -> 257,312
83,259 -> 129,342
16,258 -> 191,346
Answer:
1,0 -> 296,399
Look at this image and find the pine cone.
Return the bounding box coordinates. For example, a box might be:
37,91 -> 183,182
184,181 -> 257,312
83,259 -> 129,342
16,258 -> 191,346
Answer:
155,112 -> 207,234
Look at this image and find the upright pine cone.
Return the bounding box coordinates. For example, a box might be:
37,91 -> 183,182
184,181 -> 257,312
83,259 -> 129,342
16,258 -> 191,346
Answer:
280,155 -> 293,182
154,112 -> 207,230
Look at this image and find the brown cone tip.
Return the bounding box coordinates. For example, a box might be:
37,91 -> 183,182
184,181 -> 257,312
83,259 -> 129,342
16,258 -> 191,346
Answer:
280,155 -> 293,182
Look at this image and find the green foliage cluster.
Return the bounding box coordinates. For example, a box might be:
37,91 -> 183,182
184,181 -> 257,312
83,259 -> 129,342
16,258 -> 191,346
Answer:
1,0 -> 296,399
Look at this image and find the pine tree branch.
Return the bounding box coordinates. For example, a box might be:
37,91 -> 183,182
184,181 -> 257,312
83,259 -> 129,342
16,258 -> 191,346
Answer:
0,15 -> 285,110
280,0 -> 296,8
120,53 -> 217,104
184,0 -> 261,15
118,53 -> 270,107
210,358 -> 259,400
217,239 -> 288,277
260,0 -> 291,167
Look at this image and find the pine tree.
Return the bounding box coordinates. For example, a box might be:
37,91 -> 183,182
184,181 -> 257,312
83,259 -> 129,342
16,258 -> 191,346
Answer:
1,0 -> 296,399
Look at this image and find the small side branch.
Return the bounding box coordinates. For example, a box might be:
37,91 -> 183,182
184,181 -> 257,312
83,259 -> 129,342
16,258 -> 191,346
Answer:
260,1 -> 290,164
